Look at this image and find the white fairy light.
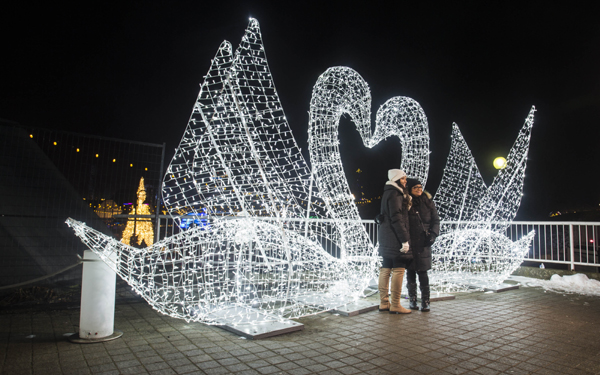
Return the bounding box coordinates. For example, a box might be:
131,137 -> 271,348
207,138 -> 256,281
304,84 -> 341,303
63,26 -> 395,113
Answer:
68,19 -> 377,325
308,67 -> 430,259
430,228 -> 536,291
68,18 -> 537,321
431,108 -> 537,291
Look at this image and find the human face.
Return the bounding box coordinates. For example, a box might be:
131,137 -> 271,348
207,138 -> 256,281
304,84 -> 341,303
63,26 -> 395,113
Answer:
399,176 -> 407,187
411,185 -> 423,197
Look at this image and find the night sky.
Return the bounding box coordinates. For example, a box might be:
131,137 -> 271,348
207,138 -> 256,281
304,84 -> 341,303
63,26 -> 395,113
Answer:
3,1 -> 599,220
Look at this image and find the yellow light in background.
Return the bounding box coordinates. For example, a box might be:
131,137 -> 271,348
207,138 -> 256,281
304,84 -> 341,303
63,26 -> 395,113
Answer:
130,164 -> 133,167
96,154 -> 99,158
493,157 -> 507,169
29,134 -> 33,138
121,177 -> 154,247
76,148 -> 80,152
53,141 -> 57,146
113,159 -> 116,162
145,167 -> 148,171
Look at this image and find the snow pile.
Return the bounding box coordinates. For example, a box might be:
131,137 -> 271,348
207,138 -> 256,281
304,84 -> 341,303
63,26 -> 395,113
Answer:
509,273 -> 600,296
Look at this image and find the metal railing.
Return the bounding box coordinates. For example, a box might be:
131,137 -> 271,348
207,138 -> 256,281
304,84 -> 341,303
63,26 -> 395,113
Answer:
506,221 -> 599,270
118,215 -> 600,271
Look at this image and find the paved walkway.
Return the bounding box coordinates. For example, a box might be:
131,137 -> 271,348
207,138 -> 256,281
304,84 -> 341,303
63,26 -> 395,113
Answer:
1,281 -> 600,375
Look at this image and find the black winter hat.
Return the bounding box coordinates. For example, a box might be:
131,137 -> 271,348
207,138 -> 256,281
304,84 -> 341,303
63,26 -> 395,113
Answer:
406,178 -> 422,191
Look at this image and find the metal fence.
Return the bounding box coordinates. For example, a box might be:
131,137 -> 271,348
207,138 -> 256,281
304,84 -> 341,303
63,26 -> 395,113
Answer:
1,119 -> 597,288
151,216 -> 600,271
0,122 -> 165,287
506,221 -> 600,270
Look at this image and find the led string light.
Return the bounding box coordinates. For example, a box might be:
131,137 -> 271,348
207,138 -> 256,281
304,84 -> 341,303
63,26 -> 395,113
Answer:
69,18 -> 537,321
69,19 -> 375,325
308,67 -> 430,260
430,108 -> 537,291
433,123 -> 488,227
470,107 -> 535,231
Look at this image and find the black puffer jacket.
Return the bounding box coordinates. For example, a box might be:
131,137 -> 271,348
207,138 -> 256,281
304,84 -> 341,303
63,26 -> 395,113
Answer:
377,185 -> 411,259
407,191 -> 440,271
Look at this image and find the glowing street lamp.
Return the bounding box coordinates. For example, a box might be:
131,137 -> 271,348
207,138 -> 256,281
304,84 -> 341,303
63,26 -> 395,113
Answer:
493,156 -> 507,169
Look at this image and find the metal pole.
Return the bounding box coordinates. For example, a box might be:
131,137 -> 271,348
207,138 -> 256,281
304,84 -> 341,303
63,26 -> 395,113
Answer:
569,224 -> 575,271
155,142 -> 166,243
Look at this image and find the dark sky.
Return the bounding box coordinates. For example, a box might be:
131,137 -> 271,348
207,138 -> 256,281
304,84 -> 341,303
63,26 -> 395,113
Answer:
3,1 -> 599,220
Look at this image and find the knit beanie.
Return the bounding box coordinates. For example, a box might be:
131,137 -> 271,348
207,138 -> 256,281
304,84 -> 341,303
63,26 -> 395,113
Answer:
387,169 -> 406,183
406,178 -> 422,191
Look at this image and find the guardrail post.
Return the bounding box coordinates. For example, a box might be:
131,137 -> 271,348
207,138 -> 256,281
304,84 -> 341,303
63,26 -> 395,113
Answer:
569,224 -> 575,271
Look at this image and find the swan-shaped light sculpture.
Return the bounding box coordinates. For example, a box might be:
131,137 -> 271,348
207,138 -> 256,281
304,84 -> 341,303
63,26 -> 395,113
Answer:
67,18 -> 536,323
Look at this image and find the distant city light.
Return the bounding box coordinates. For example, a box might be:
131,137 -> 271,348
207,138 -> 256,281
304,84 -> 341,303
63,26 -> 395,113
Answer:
53,141 -> 57,146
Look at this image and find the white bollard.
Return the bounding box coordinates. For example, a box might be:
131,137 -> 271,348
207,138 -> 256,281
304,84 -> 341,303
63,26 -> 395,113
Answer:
76,250 -> 121,341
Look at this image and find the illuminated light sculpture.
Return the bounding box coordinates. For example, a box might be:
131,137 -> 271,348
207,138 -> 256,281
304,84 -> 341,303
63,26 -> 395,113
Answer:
121,177 -> 154,247
309,67 -> 429,260
69,18 -> 378,325
430,108 -> 536,291
68,18 -> 536,323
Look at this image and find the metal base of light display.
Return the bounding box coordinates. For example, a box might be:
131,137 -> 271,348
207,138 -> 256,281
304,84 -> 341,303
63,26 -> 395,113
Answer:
483,283 -> 520,293
210,307 -> 304,339
68,330 -> 123,344
294,295 -> 359,311
332,300 -> 379,317
219,321 -> 304,340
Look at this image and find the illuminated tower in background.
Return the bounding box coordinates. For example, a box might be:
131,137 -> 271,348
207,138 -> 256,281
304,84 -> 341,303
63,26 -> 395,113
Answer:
121,177 -> 154,247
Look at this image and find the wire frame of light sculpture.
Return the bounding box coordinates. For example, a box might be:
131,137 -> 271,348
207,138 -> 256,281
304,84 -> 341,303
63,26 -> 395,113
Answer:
308,66 -> 430,259
162,20 -> 322,222
67,217 -> 361,324
66,17 -> 538,320
66,19 -> 382,325
430,107 -> 537,291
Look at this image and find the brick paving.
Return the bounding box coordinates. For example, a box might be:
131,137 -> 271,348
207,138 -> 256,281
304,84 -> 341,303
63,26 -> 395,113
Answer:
1,284 -> 600,374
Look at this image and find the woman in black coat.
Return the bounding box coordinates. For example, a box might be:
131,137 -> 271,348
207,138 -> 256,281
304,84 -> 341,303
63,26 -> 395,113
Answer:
406,178 -> 440,312
377,169 -> 412,314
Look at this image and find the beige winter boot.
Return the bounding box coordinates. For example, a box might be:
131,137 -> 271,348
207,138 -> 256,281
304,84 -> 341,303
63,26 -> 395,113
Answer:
378,268 -> 391,311
389,267 -> 412,314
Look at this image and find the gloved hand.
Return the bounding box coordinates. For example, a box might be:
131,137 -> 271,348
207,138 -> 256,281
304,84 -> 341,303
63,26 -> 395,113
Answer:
401,242 -> 409,253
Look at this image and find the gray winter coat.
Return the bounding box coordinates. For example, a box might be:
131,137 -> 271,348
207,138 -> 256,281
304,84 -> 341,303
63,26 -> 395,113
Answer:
377,185 -> 411,259
407,191 -> 440,271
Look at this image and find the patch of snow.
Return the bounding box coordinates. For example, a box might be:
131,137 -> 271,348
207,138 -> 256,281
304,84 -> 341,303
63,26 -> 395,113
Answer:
508,274 -> 600,296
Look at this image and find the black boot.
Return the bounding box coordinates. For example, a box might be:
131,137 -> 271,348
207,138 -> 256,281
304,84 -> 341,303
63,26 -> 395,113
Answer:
420,285 -> 430,312
408,282 -> 418,310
